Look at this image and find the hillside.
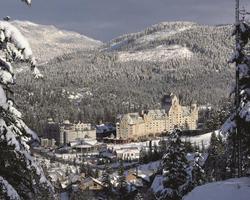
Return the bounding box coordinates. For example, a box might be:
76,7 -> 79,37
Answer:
183,177 -> 250,200
13,21 -> 235,134
11,20 -> 102,63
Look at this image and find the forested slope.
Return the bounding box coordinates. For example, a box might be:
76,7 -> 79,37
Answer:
13,22 -> 235,134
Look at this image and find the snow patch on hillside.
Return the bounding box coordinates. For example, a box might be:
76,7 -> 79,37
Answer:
11,20 -> 102,63
118,45 -> 193,62
136,26 -> 193,44
183,177 -> 250,200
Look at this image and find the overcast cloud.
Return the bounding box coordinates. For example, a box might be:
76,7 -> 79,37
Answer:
0,0 -> 250,41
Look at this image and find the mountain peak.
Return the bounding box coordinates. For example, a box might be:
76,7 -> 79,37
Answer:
10,20 -> 103,63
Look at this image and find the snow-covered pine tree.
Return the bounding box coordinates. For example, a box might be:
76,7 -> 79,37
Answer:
133,191 -> 143,200
102,164 -> 112,194
117,160 -> 127,197
0,1 -> 53,199
139,148 -> 148,164
159,138 -> 167,157
206,132 -> 227,181
191,152 -> 206,187
221,7 -> 250,177
161,129 -> 190,200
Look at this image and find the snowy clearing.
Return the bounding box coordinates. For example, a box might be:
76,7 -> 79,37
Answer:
181,131 -> 219,148
118,45 -> 193,62
183,177 -> 250,200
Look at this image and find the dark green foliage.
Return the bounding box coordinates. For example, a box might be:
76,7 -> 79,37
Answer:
158,139 -> 167,157
117,160 -> 127,196
80,162 -> 96,177
133,191 -> 144,200
70,190 -> 96,200
220,19 -> 250,177
162,129 -> 190,200
204,98 -> 233,131
192,152 -> 206,187
102,164 -> 112,194
205,132 -> 227,181
183,140 -> 195,153
139,148 -> 148,164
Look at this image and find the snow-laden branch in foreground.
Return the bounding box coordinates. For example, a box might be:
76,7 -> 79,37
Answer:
0,176 -> 20,200
0,21 -> 43,80
0,8 -> 53,198
220,113 -> 236,135
21,0 -> 31,6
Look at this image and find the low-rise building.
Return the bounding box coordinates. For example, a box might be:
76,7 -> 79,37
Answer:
44,119 -> 96,145
41,138 -> 56,148
96,123 -> 116,139
116,148 -> 140,161
116,94 -> 198,140
71,139 -> 103,154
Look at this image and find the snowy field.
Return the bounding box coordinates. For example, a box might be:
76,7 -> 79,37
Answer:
118,45 -> 193,62
107,140 -> 160,151
183,177 -> 250,200
135,26 -> 193,45
181,131 -> 219,148
108,131 -> 217,151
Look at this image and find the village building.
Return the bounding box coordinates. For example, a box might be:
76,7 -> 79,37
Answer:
116,94 -> 198,140
41,138 -> 56,148
44,119 -> 96,145
96,123 -> 116,139
115,147 -> 140,161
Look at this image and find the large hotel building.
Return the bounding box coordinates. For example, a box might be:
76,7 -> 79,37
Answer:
116,94 -> 198,140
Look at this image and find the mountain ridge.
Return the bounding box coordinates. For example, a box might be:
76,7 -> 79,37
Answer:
12,20 -> 235,133
11,20 -> 103,64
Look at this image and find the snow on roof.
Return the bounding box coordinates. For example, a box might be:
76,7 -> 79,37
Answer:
116,148 -> 140,154
147,109 -> 166,117
68,174 -> 80,184
90,177 -> 105,187
136,170 -> 153,182
60,192 -> 69,200
108,139 -> 160,151
182,106 -> 191,116
138,160 -> 161,171
70,139 -> 99,148
151,175 -> 164,194
183,177 -> 250,200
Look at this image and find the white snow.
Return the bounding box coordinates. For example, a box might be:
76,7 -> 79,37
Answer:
0,21 -> 33,60
183,177 -> 250,200
181,131 -> 219,148
138,160 -> 161,172
0,85 -> 7,105
68,93 -> 83,100
22,0 -> 32,5
118,45 -> 193,62
0,176 -> 20,200
151,175 -> 164,194
221,115 -> 236,135
240,102 -> 250,122
136,26 -> 193,45
11,20 -> 102,63
0,20 -> 43,80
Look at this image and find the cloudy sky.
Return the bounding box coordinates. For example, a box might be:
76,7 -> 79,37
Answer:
0,0 -> 250,41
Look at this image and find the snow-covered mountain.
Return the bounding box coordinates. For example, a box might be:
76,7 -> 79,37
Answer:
103,22 -> 197,62
16,21 -> 234,131
11,21 -> 102,63
103,21 -> 232,63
